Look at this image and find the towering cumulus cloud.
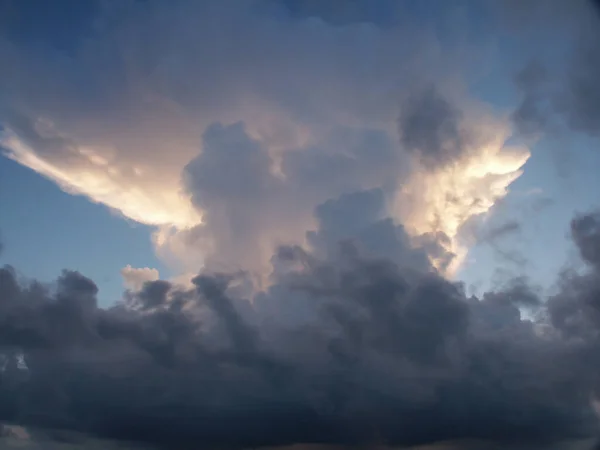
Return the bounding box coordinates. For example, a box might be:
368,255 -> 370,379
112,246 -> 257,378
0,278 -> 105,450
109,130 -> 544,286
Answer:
0,0 -> 529,278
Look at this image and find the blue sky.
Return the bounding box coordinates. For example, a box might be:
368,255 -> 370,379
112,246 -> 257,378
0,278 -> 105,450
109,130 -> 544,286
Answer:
0,154 -> 169,305
1,0 -> 599,304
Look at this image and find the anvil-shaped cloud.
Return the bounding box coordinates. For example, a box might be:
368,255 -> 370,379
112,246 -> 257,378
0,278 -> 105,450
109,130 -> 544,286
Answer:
0,0 -> 529,280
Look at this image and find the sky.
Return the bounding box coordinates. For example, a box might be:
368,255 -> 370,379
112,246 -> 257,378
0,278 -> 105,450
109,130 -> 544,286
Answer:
1,0 -> 600,449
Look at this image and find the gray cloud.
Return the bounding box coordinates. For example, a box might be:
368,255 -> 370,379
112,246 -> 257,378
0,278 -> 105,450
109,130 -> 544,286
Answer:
507,0 -> 600,138
180,121 -> 410,277
0,2 -> 595,449
398,86 -> 468,169
571,211 -> 600,269
561,9 -> 600,136
547,212 -> 600,343
176,84 -> 513,278
511,62 -> 551,137
1,197 -> 600,449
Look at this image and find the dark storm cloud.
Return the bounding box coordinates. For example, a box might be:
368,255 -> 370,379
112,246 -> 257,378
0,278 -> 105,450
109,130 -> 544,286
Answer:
398,86 -> 468,169
2,4 -> 600,447
571,211 -> 600,269
2,195 -> 600,449
561,33 -> 600,137
547,212 -> 600,340
125,279 -> 172,311
507,0 -> 600,138
511,62 -> 551,137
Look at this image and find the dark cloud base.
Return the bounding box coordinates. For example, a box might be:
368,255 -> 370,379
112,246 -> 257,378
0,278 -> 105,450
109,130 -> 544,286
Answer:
1,191 -> 600,450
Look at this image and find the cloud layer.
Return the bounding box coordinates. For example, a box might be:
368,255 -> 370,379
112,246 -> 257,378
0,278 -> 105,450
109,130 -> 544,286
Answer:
3,2 -> 600,448
1,193 -> 600,449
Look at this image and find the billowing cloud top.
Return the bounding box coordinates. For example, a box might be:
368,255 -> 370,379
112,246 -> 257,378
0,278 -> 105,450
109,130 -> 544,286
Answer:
0,0 -> 530,280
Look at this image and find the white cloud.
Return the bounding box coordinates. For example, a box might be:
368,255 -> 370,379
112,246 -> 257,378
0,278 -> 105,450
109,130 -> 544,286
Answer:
120,265 -> 160,291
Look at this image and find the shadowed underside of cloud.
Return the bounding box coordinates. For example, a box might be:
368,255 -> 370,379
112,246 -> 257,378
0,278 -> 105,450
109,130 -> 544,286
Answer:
1,193 -> 600,449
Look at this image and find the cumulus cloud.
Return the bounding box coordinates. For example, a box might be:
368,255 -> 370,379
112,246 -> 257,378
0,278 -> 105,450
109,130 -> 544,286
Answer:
394,100 -> 529,275
547,211 -> 600,340
178,122 -> 411,280
1,194 -> 600,449
398,85 -> 468,170
175,90 -> 527,280
0,0 -> 530,279
120,265 -> 160,291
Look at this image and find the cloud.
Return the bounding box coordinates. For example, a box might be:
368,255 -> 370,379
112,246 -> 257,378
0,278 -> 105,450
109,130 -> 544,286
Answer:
173,121 -> 410,280
120,265 -> 160,291
506,0 -> 600,138
0,0 -> 530,279
0,0 -> 431,230
398,85 -> 468,170
174,93 -> 528,280
571,211 -> 600,270
511,61 -> 551,137
547,212 -> 600,341
5,2 -> 598,448
1,196 -> 600,449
